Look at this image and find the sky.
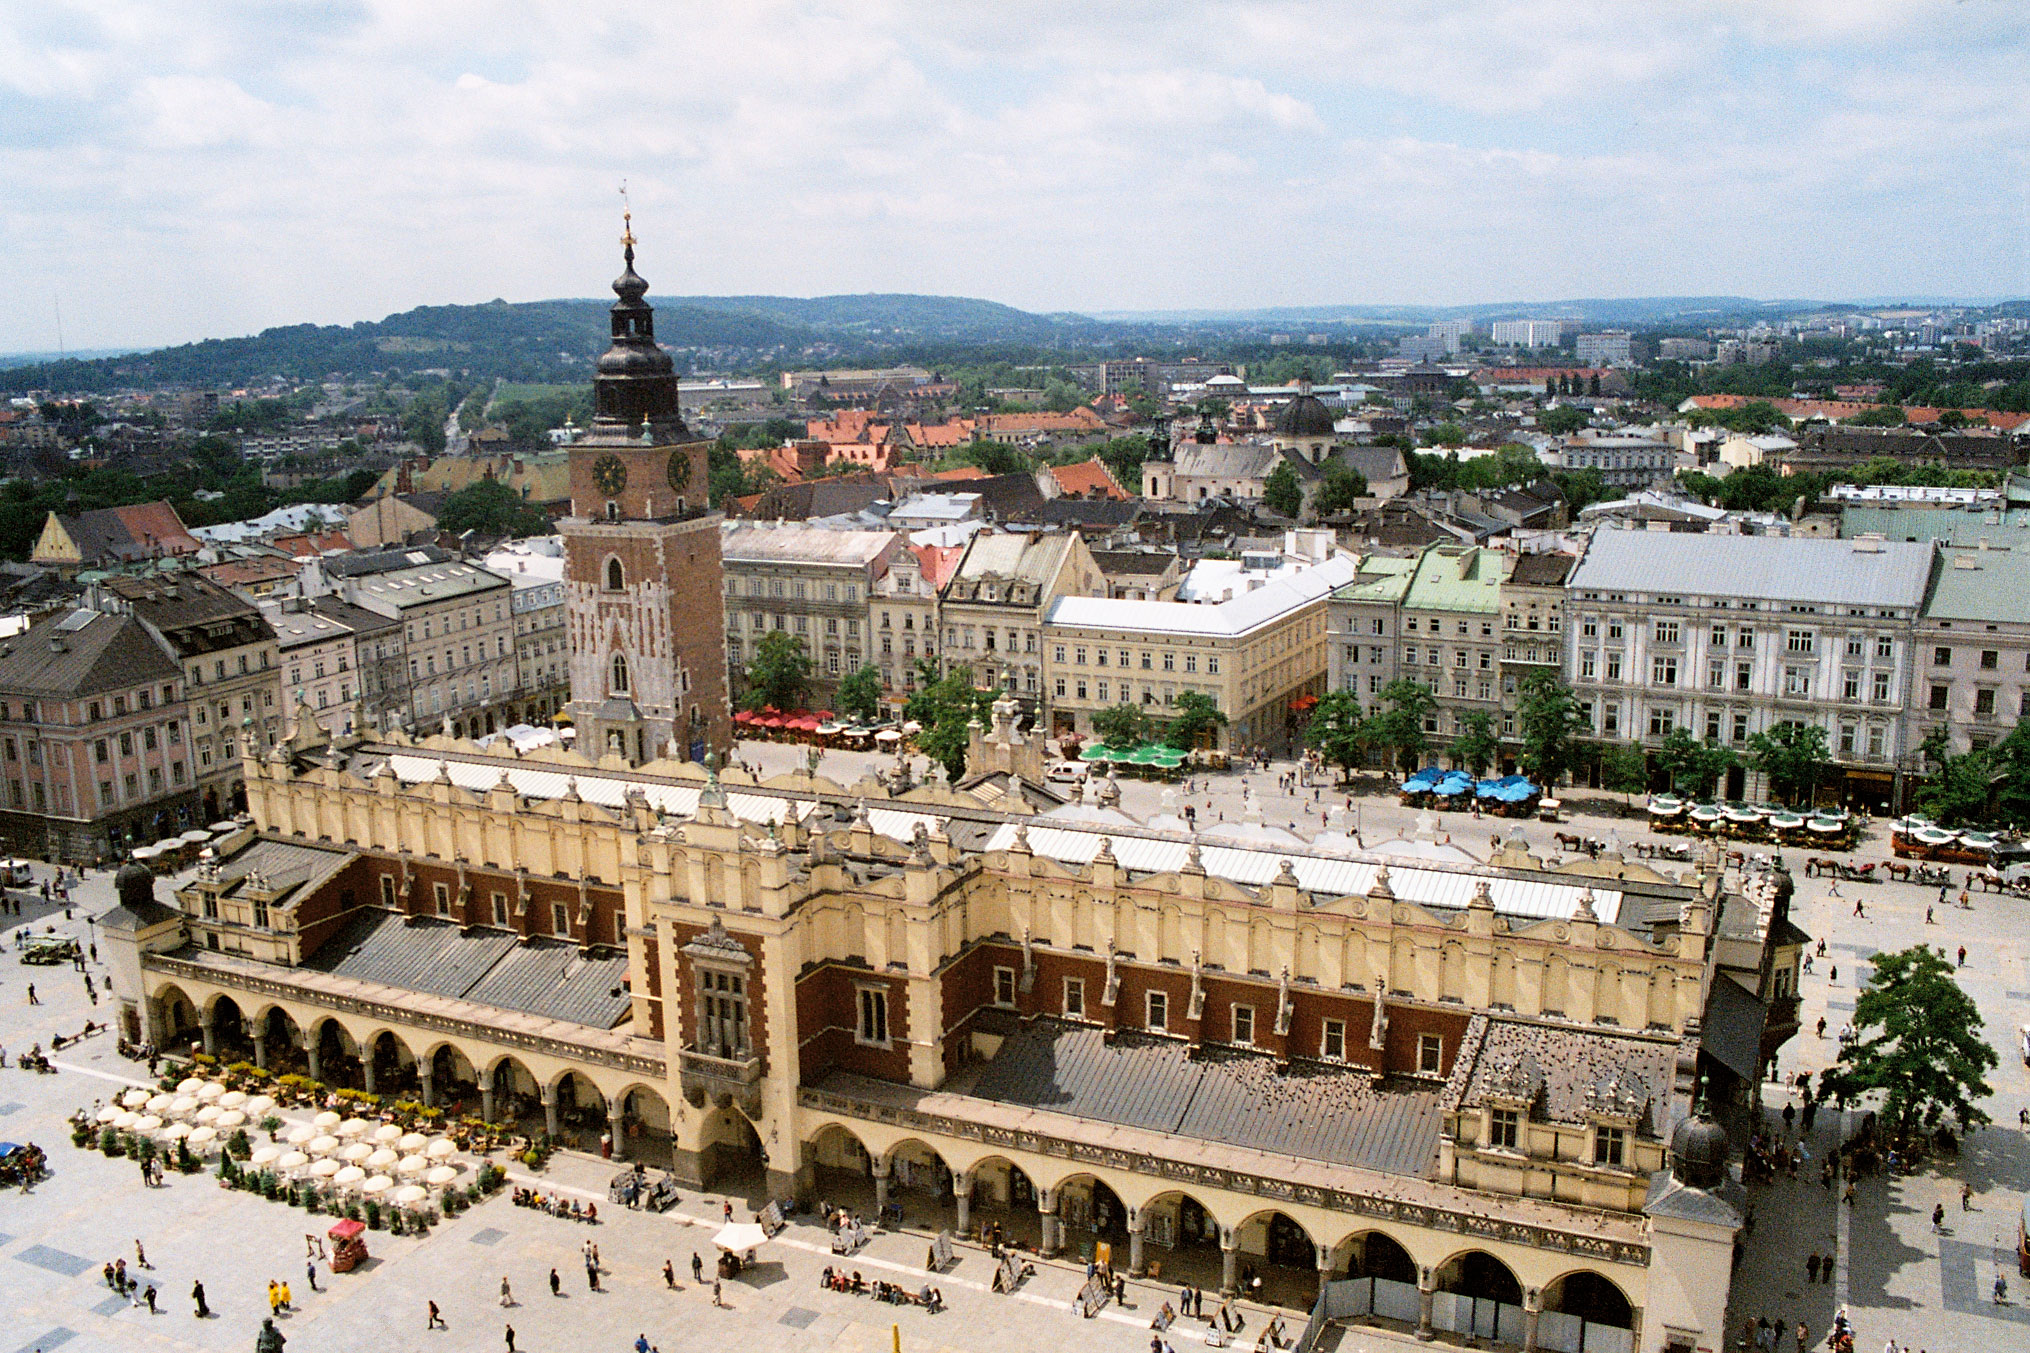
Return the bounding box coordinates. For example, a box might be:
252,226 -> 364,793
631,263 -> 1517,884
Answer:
1,0 -> 2026,352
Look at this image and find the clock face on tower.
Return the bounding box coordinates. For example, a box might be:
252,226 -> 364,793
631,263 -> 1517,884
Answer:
592,453 -> 628,497
666,448 -> 692,493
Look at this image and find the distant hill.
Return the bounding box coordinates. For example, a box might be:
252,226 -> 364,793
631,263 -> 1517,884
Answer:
0,293 -> 1151,395
1091,296 -> 1807,327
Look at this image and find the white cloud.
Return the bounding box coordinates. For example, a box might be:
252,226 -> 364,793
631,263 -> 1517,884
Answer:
0,0 -> 2024,350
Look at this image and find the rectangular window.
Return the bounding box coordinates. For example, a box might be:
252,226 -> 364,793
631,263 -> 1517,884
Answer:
1783,667 -> 1811,698
1580,653 -> 1596,680
1594,1125 -> 1626,1167
1205,657 -> 1218,675
1872,671 -> 1890,702
1975,688 -> 1996,715
1733,712 -> 1749,743
1489,1108 -> 1519,1149
1146,990 -> 1168,1032
1845,636 -> 1864,658
1842,671 -> 1860,701
553,901 -> 570,934
1930,684 -> 1949,711
1653,620 -> 1679,644
1934,646 -> 1952,666
1981,650 -> 1999,670
380,875 -> 397,907
1418,1033 -> 1443,1075
1738,629 -> 1754,650
1231,1005 -> 1254,1046
433,883 -> 450,916
1322,1019 -> 1345,1060
1786,630 -> 1814,654
856,986 -> 890,1046
491,891 -> 508,925
1063,976 -> 1085,1018
1605,655 -> 1622,682
1651,656 -> 1677,686
1736,661 -> 1752,691
993,966 -> 1016,1007
1709,626 -> 1725,648
1648,705 -> 1675,736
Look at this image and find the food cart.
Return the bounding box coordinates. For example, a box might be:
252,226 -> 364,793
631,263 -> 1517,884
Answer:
327,1218 -> 368,1273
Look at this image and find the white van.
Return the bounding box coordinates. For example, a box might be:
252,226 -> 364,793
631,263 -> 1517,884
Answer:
2,859 -> 33,887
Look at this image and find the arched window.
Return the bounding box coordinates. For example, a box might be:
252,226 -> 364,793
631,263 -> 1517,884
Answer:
610,653 -> 629,694
605,557 -> 625,591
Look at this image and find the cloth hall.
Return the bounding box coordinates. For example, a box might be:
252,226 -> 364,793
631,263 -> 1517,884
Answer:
100,235 -> 1792,1353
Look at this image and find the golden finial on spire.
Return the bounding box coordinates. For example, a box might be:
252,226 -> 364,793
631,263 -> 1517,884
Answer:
619,180 -> 635,250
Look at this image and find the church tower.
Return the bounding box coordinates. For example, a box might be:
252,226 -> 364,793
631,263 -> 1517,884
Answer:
559,215 -> 731,765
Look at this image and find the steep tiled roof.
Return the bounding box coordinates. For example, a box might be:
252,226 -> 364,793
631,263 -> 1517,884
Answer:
0,608 -> 178,696
52,501 -> 201,566
1455,1017 -> 1675,1136
1047,457 -> 1128,501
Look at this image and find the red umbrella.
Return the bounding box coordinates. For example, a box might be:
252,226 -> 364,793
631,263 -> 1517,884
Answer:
733,710 -> 756,724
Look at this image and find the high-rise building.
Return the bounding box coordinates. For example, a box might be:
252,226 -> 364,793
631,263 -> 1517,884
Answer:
559,220 -> 731,765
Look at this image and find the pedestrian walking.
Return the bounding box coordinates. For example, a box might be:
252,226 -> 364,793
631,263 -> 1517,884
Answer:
306,1261 -> 318,1293
691,1252 -> 703,1283
505,1324 -> 516,1353
115,1258 -> 127,1291
427,1300 -> 446,1329
1926,906 -> 1935,924
1931,1203 -> 1944,1233
1851,899 -> 1864,918
663,1259 -> 675,1289
135,1239 -> 149,1268
501,1276 -> 514,1307
1795,1323 -> 1807,1353
587,1261 -> 600,1293
1961,1182 -> 1973,1209
26,983 -> 37,1004
712,1277 -> 724,1308
145,1284 -> 157,1314
1956,945 -> 1967,967
1806,1255 -> 1820,1284
192,1280 -> 209,1318
1828,881 -> 1841,898
722,1200 -> 733,1224
548,1268 -> 560,1297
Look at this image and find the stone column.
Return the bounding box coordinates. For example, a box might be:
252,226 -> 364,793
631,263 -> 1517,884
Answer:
361,1058 -> 376,1094
1037,1187 -> 1059,1257
249,1032 -> 265,1069
1127,1211 -> 1147,1277
304,1040 -> 321,1084
417,1067 -> 434,1108
1416,1267 -> 1436,1342
199,1009 -> 217,1058
541,1084 -> 561,1139
480,1085 -> 496,1124
1315,1242 -> 1335,1300
1522,1289 -> 1542,1353
1220,1227 -> 1240,1295
954,1170 -> 974,1236
606,1094 -> 627,1162
872,1157 -> 891,1215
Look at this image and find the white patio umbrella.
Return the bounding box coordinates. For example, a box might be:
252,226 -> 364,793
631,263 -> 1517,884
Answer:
96,1105 -> 121,1123
712,1223 -> 770,1254
187,1126 -> 218,1148
424,1164 -> 461,1186
397,1155 -> 429,1176
113,1111 -> 139,1130
308,1159 -> 340,1179
121,1089 -> 151,1108
162,1122 -> 192,1140
313,1111 -> 341,1129
338,1142 -> 373,1164
308,1135 -> 341,1157
277,1151 -> 309,1172
365,1148 -> 399,1171
371,1124 -> 403,1144
336,1119 -> 370,1139
286,1125 -> 317,1146
215,1110 -> 246,1130
177,1077 -> 204,1094
218,1090 -> 248,1110
397,1132 -> 429,1153
134,1115 -> 163,1134
250,1145 -> 283,1167
244,1095 -> 276,1116
196,1082 -> 225,1102
194,1105 -> 222,1126
332,1165 -> 365,1186
361,1175 -> 394,1195
393,1184 -> 428,1206
146,1093 -> 174,1114
424,1138 -> 457,1159
169,1096 -> 199,1117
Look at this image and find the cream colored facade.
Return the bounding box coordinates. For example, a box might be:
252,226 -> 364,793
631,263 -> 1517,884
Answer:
110,725 -> 1770,1353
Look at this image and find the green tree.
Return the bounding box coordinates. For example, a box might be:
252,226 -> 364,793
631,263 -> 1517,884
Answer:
903,665 -> 998,779
1746,721 -> 1832,807
1092,435 -> 1152,493
1538,405 -> 1588,436
1844,404 -> 1906,428
1315,464 -> 1369,515
1262,461 -> 1303,518
1368,679 -> 1436,773
836,665 -> 884,724
1987,716 -> 2030,824
1165,691 -> 1228,752
1599,742 -> 1650,805
1652,728 -> 1738,799
1425,422 -> 1466,447
1822,945 -> 1996,1136
1091,703 -> 1148,750
741,630 -> 813,712
434,478 -> 550,538
1450,711 -> 1499,778
1914,737 -> 1992,829
953,439 -> 1032,477
1514,672 -> 1586,789
1304,690 -> 1370,779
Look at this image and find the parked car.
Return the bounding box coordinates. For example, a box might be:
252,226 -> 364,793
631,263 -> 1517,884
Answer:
2,859 -> 32,887
1045,761 -> 1088,785
21,937 -> 79,966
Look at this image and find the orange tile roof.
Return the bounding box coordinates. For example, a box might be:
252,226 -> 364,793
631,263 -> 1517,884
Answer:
1046,456 -> 1127,500
980,407 -> 1107,435
904,419 -> 976,448
1685,393 -> 2028,431
925,466 -> 988,482
912,543 -> 967,589
271,529 -> 353,557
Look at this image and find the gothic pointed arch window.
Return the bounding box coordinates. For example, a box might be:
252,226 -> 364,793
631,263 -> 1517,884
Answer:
610,652 -> 630,695
605,557 -> 625,591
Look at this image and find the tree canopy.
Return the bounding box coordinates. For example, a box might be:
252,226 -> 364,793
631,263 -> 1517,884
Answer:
1367,679 -> 1436,773
434,478 -> 551,538
1598,743 -> 1650,803
1651,728 -> 1738,799
1746,721 -> 1832,807
836,665 -> 884,724
1262,461 -> 1304,518
1315,464 -> 1369,516
1305,690 -> 1369,778
1165,691 -> 1228,752
1822,945 -> 1997,1136
740,630 -> 813,713
1091,703 -> 1149,749
903,664 -> 998,779
1515,673 -> 1586,788
1451,711 -> 1499,778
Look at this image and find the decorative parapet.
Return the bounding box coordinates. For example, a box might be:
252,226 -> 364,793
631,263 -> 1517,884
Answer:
146,953 -> 666,1080
796,1085 -> 1650,1268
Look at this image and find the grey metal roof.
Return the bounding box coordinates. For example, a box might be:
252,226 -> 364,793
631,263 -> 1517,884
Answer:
0,608 -> 178,697
1457,1017 -> 1676,1136
461,936 -> 632,1028
304,911 -> 520,1003
1699,974 -> 1766,1084
969,1020 -> 1444,1178
1570,530 -> 1933,609
216,837 -> 356,907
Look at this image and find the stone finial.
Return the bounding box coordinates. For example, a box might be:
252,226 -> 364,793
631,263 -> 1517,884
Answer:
1471,879 -> 1495,910
1012,821 -> 1031,852
1183,842 -> 1205,875
1274,858 -> 1300,888
1575,887 -> 1598,922
1094,835 -> 1116,864
1368,862 -> 1395,901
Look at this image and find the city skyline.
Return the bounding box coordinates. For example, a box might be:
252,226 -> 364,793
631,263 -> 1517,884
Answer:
2,1 -> 2026,352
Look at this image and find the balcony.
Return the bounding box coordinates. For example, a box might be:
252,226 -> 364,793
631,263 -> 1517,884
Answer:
679,1044 -> 765,1115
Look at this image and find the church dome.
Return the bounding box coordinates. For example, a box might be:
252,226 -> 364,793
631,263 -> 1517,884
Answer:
1669,1107 -> 1730,1189
114,858 -> 157,910
1274,389 -> 1337,438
